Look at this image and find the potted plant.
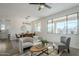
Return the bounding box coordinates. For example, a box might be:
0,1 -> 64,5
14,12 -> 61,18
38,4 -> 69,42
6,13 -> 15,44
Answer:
39,38 -> 49,47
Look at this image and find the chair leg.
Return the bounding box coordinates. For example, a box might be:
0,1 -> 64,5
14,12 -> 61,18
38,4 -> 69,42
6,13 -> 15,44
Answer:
58,49 -> 59,54
68,48 -> 70,53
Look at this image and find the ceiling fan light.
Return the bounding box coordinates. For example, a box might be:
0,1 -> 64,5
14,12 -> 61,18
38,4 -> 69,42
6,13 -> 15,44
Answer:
40,5 -> 45,9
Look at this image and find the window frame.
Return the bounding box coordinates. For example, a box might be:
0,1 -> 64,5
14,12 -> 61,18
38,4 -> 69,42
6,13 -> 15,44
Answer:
34,21 -> 41,32
53,16 -> 66,34
47,19 -> 53,33
47,12 -> 78,35
67,13 -> 78,34
0,24 -> 6,31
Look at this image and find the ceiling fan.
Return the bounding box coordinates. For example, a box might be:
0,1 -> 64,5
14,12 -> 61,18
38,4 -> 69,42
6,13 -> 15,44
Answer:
29,3 -> 51,11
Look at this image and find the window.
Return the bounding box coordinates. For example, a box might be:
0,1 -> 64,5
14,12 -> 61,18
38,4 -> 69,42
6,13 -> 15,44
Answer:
37,22 -> 41,32
0,24 -> 5,30
48,20 -> 53,33
54,17 -> 66,34
67,13 -> 77,34
34,22 -> 41,32
47,13 -> 77,34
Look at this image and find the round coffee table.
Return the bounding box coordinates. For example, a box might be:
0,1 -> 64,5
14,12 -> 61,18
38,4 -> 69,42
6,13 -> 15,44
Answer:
30,45 -> 49,56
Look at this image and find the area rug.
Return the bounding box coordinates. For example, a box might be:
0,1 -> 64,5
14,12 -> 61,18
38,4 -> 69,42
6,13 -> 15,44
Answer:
20,49 -> 63,56
0,48 -> 64,56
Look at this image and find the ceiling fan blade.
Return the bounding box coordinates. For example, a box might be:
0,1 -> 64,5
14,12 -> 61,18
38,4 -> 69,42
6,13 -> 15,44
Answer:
29,3 -> 46,5
29,3 -> 51,11
44,4 -> 51,9
29,3 -> 40,5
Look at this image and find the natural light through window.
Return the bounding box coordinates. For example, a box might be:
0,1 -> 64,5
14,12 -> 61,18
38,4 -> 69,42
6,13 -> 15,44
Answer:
54,17 -> 66,34
67,13 -> 77,34
1,24 -> 5,30
48,20 -> 53,33
34,21 -> 41,32
47,13 -> 77,34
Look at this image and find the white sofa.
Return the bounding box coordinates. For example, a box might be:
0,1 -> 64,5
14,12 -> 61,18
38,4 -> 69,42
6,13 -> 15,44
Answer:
19,37 -> 33,54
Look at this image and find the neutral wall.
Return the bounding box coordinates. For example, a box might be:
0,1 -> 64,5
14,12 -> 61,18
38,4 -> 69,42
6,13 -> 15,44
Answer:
9,19 -> 32,40
0,18 -> 32,40
31,6 -> 79,49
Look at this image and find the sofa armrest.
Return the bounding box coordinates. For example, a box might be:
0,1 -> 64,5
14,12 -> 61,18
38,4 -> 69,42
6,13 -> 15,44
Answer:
19,38 -> 23,53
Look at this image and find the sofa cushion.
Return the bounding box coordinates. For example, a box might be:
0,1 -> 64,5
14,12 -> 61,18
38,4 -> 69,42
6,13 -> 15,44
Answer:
23,42 -> 33,48
53,42 -> 65,49
20,37 -> 33,43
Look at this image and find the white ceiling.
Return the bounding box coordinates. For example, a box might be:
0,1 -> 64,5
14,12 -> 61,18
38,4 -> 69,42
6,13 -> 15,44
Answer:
0,3 -> 79,23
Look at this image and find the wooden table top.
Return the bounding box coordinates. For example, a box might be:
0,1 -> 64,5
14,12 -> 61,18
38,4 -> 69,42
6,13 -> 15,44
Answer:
30,45 -> 48,52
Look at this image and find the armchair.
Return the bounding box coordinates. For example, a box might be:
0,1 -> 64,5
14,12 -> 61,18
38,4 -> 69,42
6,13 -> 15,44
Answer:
54,36 -> 71,54
19,37 -> 33,54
